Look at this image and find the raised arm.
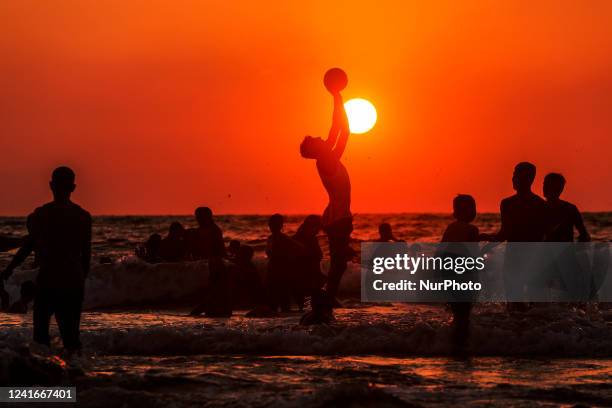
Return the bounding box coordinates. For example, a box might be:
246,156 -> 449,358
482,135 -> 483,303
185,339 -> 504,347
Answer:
329,94 -> 350,159
325,93 -> 342,147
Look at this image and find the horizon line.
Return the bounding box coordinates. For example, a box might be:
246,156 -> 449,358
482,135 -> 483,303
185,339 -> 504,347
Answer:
1,210 -> 611,218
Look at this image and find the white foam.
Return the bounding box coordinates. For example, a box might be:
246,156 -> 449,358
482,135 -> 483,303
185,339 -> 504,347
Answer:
4,257 -> 363,309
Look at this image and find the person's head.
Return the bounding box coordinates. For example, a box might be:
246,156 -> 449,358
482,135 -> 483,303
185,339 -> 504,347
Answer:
378,223 -> 394,241
543,173 -> 566,200
268,213 -> 284,233
453,194 -> 477,223
146,233 -> 162,251
228,239 -> 241,255
298,215 -> 322,237
195,207 -> 213,227
300,136 -> 329,159
237,245 -> 254,262
512,162 -> 536,193
168,222 -> 185,239
50,166 -> 76,201
20,280 -> 36,303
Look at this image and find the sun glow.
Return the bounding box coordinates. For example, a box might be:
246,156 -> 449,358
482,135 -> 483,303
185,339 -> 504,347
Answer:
344,98 -> 377,134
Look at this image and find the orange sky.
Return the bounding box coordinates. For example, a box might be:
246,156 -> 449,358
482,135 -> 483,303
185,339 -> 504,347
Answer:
1,1 -> 611,215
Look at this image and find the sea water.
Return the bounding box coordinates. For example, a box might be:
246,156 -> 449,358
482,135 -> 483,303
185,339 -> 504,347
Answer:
1,213 -> 611,406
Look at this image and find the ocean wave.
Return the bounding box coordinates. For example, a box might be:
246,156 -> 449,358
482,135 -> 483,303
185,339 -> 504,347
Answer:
3,257 -> 363,309
2,304 -> 611,358
75,306 -> 612,357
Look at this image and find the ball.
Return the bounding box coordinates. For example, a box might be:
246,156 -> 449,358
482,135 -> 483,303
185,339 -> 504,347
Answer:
323,68 -> 348,92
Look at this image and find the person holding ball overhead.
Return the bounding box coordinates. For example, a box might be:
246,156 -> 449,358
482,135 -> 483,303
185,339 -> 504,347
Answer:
299,68 -> 353,325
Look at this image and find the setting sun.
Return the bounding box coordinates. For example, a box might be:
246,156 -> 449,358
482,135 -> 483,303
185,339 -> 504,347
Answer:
344,98 -> 377,134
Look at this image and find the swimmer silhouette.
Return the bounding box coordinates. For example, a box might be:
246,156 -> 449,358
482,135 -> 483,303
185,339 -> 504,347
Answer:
299,68 -> 353,325
377,223 -> 404,243
543,173 -> 590,242
159,221 -> 187,262
1,166 -> 91,353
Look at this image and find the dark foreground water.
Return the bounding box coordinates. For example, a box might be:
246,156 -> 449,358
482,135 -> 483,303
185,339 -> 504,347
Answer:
1,214 -> 611,406
2,303 -> 612,407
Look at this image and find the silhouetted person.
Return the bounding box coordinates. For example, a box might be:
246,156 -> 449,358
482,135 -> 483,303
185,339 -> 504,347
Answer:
292,215 -> 325,311
266,214 -> 296,312
227,239 -> 241,260
159,221 -> 187,262
187,207 -> 228,316
185,207 -> 225,261
377,223 -> 403,242
299,84 -> 352,324
543,173 -> 590,242
442,195 -> 480,243
482,162 -> 547,308
441,194 -> 480,350
486,162 -> 547,242
5,280 -> 36,314
1,166 -> 91,353
136,233 -> 162,263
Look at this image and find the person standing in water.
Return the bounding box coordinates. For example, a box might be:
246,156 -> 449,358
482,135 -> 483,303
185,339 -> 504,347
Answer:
440,194 -> 480,350
482,162 -> 547,307
299,68 -> 352,324
186,207 -> 228,316
1,167 -> 91,354
292,215 -> 325,311
542,173 -> 590,242
492,162 -> 548,243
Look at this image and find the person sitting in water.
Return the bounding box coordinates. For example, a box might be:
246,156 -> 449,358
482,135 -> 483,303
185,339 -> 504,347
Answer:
227,239 -> 241,261
266,214 -> 299,312
136,233 -> 162,263
367,223 -> 407,278
292,215 -> 325,311
440,194 -> 480,350
377,223 -> 404,242
3,280 -> 36,314
543,173 -> 590,242
159,222 -> 187,262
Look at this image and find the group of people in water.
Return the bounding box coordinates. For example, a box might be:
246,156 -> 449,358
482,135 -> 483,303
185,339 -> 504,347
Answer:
133,208 -> 327,318
0,70 -> 596,355
438,163 -> 591,346
128,158 -> 592,339
135,207 -> 225,264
